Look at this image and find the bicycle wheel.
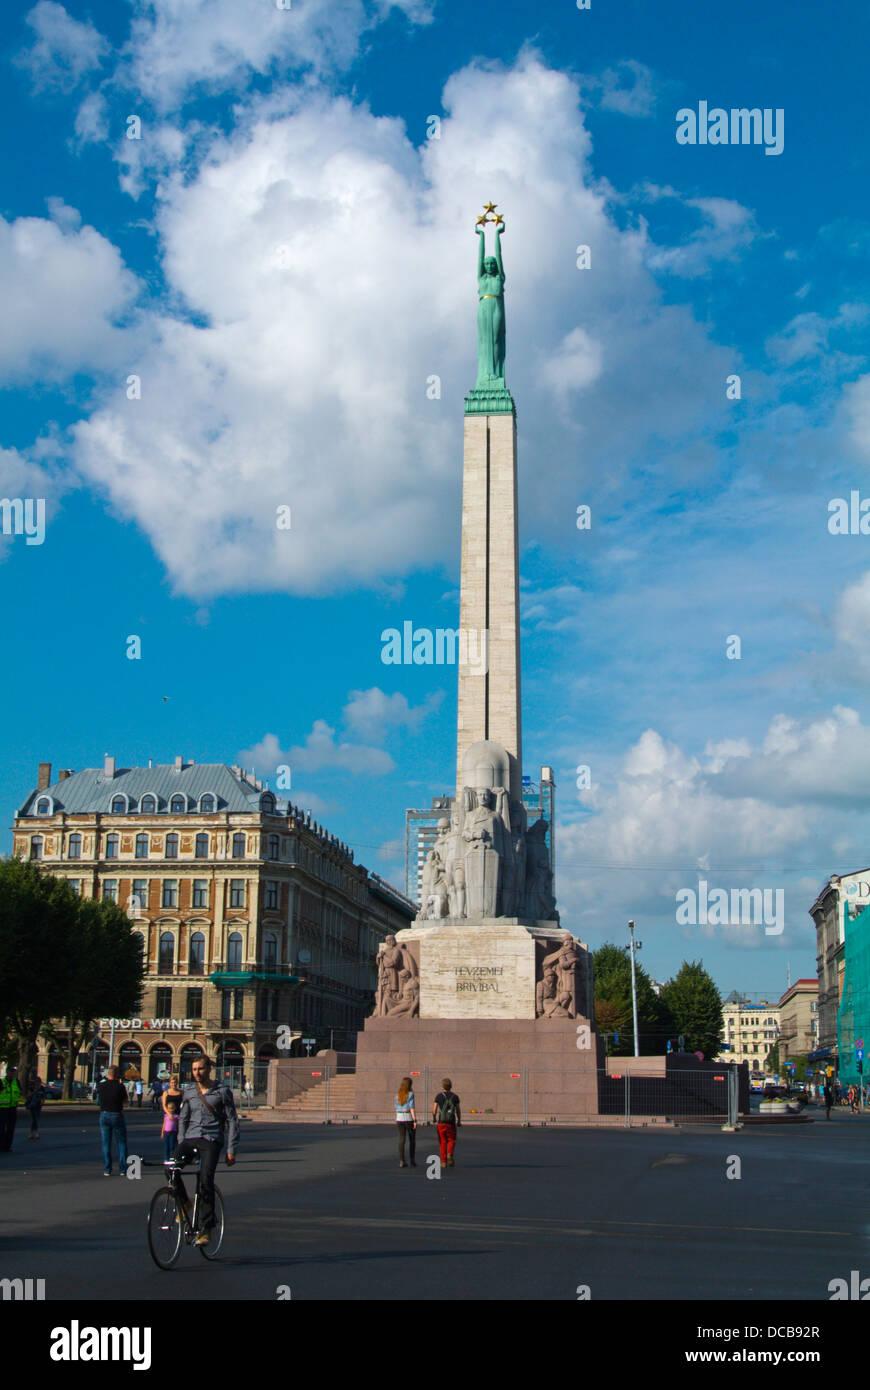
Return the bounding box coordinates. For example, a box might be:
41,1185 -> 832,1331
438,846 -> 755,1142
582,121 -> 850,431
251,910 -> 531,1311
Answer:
197,1184 -> 225,1260
147,1187 -> 184,1270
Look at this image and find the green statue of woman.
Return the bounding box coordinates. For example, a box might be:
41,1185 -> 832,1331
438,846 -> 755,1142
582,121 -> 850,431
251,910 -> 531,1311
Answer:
475,221 -> 505,385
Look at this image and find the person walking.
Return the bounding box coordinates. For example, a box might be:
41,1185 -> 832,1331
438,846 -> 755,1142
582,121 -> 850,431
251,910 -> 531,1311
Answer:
0,1066 -> 23,1152
135,1077 -> 144,1108
175,1055 -> 239,1246
25,1075 -> 47,1139
432,1078 -> 461,1168
149,1077 -> 163,1111
395,1076 -> 417,1168
98,1065 -> 129,1175
823,1081 -> 833,1120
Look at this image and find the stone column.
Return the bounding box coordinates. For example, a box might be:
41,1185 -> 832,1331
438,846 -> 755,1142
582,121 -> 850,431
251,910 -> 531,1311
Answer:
456,409 -> 522,804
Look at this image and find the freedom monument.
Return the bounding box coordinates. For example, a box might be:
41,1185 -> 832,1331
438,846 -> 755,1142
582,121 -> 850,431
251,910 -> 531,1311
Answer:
355,207 -> 604,1118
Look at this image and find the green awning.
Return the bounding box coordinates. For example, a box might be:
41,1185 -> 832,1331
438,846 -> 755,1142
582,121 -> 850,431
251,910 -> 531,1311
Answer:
209,971 -> 301,988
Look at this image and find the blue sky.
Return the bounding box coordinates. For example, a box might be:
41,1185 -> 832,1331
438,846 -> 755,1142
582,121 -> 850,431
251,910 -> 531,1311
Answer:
2,0 -> 870,1001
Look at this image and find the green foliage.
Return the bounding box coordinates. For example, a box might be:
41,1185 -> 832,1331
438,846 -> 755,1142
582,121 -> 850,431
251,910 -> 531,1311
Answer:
0,858 -> 145,1091
593,943 -> 673,1054
659,960 -> 723,1059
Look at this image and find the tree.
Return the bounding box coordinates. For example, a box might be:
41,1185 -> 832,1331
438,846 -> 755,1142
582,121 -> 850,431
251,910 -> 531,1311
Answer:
660,960 -> 723,1059
46,896 -> 144,1098
0,858 -> 79,1090
593,943 -> 673,1054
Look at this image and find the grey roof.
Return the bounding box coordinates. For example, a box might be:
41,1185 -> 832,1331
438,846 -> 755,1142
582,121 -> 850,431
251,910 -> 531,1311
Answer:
19,763 -> 275,817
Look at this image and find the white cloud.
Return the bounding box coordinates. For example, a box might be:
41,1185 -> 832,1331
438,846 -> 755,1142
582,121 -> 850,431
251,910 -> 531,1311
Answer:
342,687 -> 442,742
0,213 -> 140,384
596,59 -> 658,118
120,0 -> 433,113
239,721 -> 394,778
643,194 -> 759,279
17,1 -> 108,92
61,53 -> 741,598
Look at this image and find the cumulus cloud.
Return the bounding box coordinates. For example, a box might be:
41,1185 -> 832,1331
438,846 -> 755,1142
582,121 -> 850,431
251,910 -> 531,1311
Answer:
342,687 -> 443,742
16,1 -> 109,92
239,721 -> 394,778
0,212 -> 140,383
120,0 -> 433,113
67,53 -> 741,599
642,192 -> 760,279
594,59 -> 658,117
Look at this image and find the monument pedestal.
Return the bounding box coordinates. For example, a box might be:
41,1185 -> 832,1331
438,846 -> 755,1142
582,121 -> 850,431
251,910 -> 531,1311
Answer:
358,919 -> 602,1121
355,1016 -> 603,1121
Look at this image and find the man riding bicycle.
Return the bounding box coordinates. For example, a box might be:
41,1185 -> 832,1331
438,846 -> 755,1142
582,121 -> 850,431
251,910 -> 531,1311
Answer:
174,1056 -> 239,1246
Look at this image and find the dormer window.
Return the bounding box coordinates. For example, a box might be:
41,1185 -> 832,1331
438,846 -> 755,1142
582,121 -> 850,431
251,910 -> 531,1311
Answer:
36,797 -> 52,816
111,795 -> 127,814
260,793 -> 276,814
140,794 -> 158,814
170,794 -> 186,814
199,794 -> 216,814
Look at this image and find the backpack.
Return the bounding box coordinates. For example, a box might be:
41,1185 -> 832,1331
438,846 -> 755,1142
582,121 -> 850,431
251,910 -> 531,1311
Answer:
437,1092 -> 458,1124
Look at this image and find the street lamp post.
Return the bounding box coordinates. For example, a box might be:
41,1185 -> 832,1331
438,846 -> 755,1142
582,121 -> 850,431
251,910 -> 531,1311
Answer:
628,920 -> 642,1059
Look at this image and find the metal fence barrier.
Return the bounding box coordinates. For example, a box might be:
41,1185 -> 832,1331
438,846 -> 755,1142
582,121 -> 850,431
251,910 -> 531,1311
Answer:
268,1065 -> 745,1127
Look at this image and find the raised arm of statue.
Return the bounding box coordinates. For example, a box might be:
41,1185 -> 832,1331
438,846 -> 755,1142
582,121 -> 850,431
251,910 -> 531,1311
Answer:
493,222 -> 504,278
476,223 -> 486,275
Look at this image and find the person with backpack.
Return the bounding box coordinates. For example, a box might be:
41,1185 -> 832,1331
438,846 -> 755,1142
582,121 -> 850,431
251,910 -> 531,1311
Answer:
432,1078 -> 461,1167
395,1076 -> 417,1168
823,1081 -> 833,1119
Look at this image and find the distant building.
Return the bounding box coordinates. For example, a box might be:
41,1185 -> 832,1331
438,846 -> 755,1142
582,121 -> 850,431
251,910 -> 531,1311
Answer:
14,757 -> 415,1089
405,795 -> 454,905
808,870 -> 870,1069
521,766 -> 555,877
716,993 -> 781,1068
776,979 -> 819,1069
405,767 -> 555,909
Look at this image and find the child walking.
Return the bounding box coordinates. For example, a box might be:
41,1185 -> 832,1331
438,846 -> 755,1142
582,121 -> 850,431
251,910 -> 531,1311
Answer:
162,1092 -> 180,1164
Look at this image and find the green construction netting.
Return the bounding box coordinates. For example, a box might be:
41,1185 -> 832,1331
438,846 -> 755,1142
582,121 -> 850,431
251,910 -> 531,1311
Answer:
837,900 -> 870,1084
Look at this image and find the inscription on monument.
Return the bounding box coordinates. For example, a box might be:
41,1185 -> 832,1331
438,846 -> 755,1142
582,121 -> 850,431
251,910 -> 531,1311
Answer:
453,965 -> 503,993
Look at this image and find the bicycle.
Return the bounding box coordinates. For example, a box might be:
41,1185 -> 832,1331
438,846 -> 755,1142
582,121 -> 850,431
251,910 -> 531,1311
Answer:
147,1156 -> 225,1269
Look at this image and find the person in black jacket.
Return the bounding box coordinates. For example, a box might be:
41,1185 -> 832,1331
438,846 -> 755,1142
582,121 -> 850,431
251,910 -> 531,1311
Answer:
98,1065 -> 129,1175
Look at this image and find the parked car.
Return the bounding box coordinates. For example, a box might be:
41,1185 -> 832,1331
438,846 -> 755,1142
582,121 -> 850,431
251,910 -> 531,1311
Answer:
44,1081 -> 64,1099
761,1084 -> 787,1099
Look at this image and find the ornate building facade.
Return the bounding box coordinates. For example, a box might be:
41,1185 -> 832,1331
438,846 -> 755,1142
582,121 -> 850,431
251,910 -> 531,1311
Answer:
13,757 -> 415,1088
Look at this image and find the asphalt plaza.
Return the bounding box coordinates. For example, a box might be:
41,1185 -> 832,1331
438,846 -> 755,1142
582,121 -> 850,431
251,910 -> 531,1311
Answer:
0,1104 -> 866,1301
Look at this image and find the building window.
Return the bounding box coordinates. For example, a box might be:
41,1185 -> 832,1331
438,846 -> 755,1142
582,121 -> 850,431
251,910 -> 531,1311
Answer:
105,834 -> 119,859
103,879 -> 118,903
195,833 -> 209,858
68,833 -> 82,859
156,986 -> 172,1015
189,931 -> 205,975
135,833 -> 149,859
233,988 -> 244,1020
132,931 -> 144,960
192,879 -> 208,908
200,795 -> 215,814
165,833 -> 179,859
170,794 -> 186,814
68,879 -> 81,896
187,988 -> 203,1019
131,878 -> 148,913
36,797 -> 51,815
141,794 -> 158,814
158,932 -> 175,974
227,932 -> 243,970
263,932 -> 278,969
111,795 -> 127,814
162,880 -> 178,909
229,879 -> 245,908
268,834 -> 280,860
232,833 -> 246,859
264,880 -> 279,910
